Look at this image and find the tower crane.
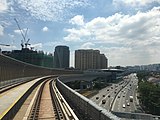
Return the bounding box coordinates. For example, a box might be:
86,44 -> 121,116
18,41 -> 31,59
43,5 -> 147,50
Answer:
24,28 -> 31,48
14,18 -> 31,49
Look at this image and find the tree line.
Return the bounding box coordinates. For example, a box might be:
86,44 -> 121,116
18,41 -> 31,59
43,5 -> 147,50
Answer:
137,71 -> 160,115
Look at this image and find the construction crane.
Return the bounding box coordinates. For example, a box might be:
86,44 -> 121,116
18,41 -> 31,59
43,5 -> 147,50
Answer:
24,28 -> 31,48
25,38 -> 31,48
14,18 -> 31,49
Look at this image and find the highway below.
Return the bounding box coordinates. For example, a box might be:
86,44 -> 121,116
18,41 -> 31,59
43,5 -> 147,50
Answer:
90,73 -> 141,113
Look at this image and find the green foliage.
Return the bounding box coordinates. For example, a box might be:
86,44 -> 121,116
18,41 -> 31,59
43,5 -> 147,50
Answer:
93,81 -> 108,90
137,71 -> 150,81
138,81 -> 160,115
65,81 -> 81,89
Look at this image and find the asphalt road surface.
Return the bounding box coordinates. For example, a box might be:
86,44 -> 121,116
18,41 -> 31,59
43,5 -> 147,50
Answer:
90,73 -> 141,113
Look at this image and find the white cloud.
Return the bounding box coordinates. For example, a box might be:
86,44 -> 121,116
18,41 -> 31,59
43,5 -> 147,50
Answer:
15,0 -> 90,21
65,7 -> 160,66
31,43 -> 42,48
43,41 -> 67,48
80,42 -> 95,49
69,15 -> 84,26
65,7 -> 160,43
42,26 -> 48,32
0,0 -> 8,12
14,28 -> 28,35
8,34 -> 14,38
0,25 -> 4,36
64,27 -> 91,41
64,33 -> 81,42
0,45 -> 16,49
14,29 -> 21,34
113,0 -> 160,7
101,42 -> 160,66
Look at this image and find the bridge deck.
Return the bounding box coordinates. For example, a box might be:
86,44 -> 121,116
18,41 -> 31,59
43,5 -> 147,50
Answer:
0,77 -> 43,119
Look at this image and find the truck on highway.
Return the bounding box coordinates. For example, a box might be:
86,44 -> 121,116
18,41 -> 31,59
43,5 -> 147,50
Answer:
129,96 -> 133,102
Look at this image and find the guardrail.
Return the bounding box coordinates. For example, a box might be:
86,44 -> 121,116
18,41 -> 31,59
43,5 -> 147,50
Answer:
56,78 -> 120,120
51,79 -> 78,120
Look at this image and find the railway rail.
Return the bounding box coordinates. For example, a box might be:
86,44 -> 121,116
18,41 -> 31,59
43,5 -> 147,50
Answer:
23,77 -> 78,120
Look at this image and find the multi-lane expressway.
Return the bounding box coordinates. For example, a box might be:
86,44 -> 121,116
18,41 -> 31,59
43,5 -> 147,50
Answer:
90,73 -> 140,113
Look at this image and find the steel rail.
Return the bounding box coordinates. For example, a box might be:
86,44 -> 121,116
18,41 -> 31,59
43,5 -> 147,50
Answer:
50,80 -> 65,120
23,77 -> 78,120
27,79 -> 48,120
51,79 -> 79,120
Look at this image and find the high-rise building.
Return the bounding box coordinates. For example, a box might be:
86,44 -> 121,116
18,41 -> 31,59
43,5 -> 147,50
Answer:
54,45 -> 69,68
75,49 -> 108,70
100,54 -> 108,69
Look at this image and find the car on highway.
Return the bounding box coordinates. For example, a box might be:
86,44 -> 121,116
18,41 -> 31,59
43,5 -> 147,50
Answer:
122,104 -> 125,108
129,96 -> 133,102
102,99 -> 106,104
96,97 -> 99,100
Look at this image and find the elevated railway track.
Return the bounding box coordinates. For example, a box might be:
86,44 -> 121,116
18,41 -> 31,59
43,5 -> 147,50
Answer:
0,76 -> 78,120
23,78 -> 78,120
0,53 -> 122,120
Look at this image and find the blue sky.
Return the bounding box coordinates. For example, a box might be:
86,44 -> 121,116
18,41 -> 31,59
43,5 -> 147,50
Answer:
0,0 -> 160,67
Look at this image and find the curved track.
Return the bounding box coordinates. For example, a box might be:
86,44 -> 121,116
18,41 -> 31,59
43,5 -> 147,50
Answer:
24,77 -> 78,120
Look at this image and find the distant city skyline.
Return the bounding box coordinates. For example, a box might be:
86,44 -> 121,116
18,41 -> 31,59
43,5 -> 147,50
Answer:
0,0 -> 160,67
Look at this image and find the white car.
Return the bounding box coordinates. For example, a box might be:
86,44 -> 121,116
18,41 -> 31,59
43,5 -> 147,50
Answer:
122,104 -> 125,108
